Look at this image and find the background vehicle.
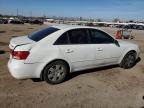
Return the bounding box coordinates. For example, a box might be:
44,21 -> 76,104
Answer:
10,20 -> 24,24
8,25 -> 140,84
0,19 -> 8,24
29,20 -> 43,25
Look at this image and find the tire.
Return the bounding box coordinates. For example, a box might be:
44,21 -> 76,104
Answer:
43,61 -> 69,84
120,51 -> 136,69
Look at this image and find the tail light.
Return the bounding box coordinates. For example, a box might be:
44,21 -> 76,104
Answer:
11,50 -> 30,60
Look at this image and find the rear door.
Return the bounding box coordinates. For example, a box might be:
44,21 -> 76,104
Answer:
54,28 -> 96,71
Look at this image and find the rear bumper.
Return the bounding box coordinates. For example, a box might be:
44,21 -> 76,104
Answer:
8,59 -> 45,79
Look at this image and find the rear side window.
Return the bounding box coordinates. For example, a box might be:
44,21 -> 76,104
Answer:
28,27 -> 59,42
89,29 -> 114,44
54,32 -> 69,45
68,29 -> 88,44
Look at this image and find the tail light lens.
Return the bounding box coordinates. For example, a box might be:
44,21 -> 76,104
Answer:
11,50 -> 30,60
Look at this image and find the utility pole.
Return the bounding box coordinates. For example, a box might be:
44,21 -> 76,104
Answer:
17,8 -> 19,17
30,11 -> 32,19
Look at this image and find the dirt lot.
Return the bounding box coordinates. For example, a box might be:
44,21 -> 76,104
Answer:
0,24 -> 144,108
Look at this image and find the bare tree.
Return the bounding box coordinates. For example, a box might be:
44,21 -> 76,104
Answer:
113,18 -> 120,22
97,18 -> 102,22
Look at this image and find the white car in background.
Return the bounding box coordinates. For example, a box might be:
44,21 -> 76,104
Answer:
8,25 -> 140,84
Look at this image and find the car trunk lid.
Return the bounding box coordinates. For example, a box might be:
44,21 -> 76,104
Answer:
9,36 -> 35,50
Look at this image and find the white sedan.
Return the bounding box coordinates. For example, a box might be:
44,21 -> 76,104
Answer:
8,25 -> 140,84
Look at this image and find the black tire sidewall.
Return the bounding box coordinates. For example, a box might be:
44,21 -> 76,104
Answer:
43,61 -> 68,84
120,52 -> 136,69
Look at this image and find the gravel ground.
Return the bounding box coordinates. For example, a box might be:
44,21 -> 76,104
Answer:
0,24 -> 144,108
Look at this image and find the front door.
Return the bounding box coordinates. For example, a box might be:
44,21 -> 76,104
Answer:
89,29 -> 122,65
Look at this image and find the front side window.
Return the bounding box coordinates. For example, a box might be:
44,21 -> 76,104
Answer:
89,29 -> 114,44
68,29 -> 88,44
28,27 -> 59,42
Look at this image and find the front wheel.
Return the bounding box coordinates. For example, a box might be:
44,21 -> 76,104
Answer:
120,51 -> 136,69
43,61 -> 69,84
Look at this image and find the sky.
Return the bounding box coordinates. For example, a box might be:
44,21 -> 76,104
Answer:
0,0 -> 144,20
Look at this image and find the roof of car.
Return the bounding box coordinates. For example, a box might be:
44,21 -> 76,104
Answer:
51,24 -> 99,30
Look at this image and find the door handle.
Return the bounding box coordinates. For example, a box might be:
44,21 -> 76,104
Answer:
66,49 -> 74,53
97,48 -> 103,51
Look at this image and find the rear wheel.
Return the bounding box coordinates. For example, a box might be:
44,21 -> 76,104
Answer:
43,61 -> 69,84
120,51 -> 136,69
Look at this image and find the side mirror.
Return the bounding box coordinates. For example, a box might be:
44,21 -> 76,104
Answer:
114,39 -> 120,47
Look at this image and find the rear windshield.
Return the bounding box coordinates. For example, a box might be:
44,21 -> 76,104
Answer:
28,27 -> 59,41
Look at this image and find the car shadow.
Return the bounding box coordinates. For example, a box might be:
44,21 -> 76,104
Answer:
0,50 -> 6,54
31,78 -> 42,82
31,65 -> 119,83
31,57 -> 141,83
66,65 -> 118,82
66,57 -> 141,81
135,57 -> 141,65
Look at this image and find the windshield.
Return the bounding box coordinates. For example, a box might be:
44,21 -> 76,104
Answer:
28,27 -> 59,42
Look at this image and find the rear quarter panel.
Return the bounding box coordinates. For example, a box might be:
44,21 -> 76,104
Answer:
25,45 -> 59,63
24,44 -> 72,72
